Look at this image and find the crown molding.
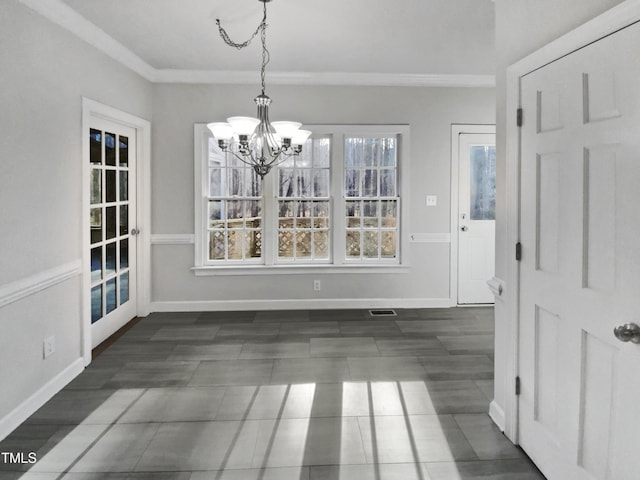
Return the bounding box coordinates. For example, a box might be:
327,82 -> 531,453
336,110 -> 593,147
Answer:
154,70 -> 496,88
21,0 -> 496,88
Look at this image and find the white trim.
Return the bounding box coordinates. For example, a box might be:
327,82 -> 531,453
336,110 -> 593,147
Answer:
0,358 -> 84,442
489,400 -> 506,432
19,0 -> 155,82
0,261 -> 81,309
502,0 -> 640,445
151,234 -> 196,245
155,70 -> 496,88
409,233 -> 451,243
151,297 -> 452,312
82,98 -> 152,365
192,265 -> 410,276
17,0 -> 495,88
449,124 -> 496,307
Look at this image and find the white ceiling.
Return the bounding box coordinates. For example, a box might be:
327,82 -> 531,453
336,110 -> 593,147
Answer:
56,0 -> 495,80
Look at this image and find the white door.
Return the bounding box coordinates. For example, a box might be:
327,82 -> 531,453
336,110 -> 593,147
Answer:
457,133 -> 496,304
518,21 -> 640,480
87,117 -> 137,348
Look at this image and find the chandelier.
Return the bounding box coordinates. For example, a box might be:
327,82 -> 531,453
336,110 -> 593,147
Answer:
208,0 -> 311,178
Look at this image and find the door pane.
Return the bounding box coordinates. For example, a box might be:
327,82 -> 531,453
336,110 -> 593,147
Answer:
120,205 -> 128,236
120,272 -> 129,304
105,132 -> 116,166
91,285 -> 102,323
90,129 -> 102,164
120,239 -> 129,269
105,242 -> 116,277
470,145 -> 496,220
105,170 -> 116,203
106,206 -> 116,240
106,278 -> 117,314
90,208 -> 102,244
119,171 -> 128,201
91,247 -> 102,282
119,136 -> 128,167
90,169 -> 101,204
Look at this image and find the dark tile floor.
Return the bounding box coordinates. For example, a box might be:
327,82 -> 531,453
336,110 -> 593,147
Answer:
0,307 -> 546,479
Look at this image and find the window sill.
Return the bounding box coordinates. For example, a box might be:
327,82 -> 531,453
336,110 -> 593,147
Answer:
191,264 -> 410,276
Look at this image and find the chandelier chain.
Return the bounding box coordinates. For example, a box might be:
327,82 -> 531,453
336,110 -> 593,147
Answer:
216,1 -> 270,94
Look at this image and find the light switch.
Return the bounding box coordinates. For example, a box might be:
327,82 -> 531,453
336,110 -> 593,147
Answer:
426,195 -> 437,206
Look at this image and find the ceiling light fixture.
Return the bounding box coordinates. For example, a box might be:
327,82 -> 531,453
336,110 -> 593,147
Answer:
208,0 -> 311,178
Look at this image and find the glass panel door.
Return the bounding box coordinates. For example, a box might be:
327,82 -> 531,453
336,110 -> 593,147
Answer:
88,119 -> 137,347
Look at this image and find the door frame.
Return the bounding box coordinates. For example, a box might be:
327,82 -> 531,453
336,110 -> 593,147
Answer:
81,98 -> 151,366
502,0 -> 640,444
449,124 -> 495,306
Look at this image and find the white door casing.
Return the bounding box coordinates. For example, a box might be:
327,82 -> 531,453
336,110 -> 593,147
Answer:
457,133 -> 496,304
82,98 -> 151,364
518,20 -> 640,480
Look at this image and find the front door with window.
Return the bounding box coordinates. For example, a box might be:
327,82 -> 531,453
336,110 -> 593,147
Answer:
457,133 -> 496,304
88,118 -> 137,348
518,20 -> 640,480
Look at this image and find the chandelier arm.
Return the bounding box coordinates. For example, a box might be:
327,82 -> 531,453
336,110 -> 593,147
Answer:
226,149 -> 259,168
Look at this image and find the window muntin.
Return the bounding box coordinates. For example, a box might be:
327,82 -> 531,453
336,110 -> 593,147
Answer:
344,136 -> 399,261
277,137 -> 331,262
207,140 -> 263,263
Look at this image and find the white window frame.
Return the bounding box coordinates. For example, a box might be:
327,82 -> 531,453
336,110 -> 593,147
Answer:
193,124 -> 411,275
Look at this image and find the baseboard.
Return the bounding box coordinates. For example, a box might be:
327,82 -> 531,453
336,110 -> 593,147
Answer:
0,358 -> 84,442
489,399 -> 506,432
151,297 -> 453,312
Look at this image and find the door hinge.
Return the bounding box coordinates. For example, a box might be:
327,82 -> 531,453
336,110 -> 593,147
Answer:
516,108 -> 523,127
515,376 -> 521,395
515,242 -> 522,261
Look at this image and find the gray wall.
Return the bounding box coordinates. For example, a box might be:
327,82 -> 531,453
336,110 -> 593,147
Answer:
0,1 -> 152,430
151,83 -> 495,306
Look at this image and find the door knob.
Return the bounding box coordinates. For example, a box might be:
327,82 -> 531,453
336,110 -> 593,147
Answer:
613,323 -> 640,344
130,228 -> 140,236
460,226 -> 468,232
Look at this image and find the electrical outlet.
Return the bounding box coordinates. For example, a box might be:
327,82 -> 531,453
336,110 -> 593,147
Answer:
43,336 -> 55,358
426,195 -> 437,206
313,280 -> 321,291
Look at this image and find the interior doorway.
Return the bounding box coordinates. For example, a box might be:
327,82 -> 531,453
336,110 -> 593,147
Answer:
450,125 -> 496,305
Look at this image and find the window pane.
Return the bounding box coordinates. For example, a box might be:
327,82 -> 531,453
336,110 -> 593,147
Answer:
363,231 -> 379,258
363,138 -> 379,166
380,169 -> 396,197
313,170 -> 329,197
106,170 -> 116,203
381,200 -> 397,228
228,168 -> 243,196
296,231 -> 312,258
106,278 -> 117,314
381,231 -> 397,258
470,146 -> 496,220
245,230 -> 262,258
298,169 -> 312,197
297,201 -> 311,228
279,168 -> 295,197
346,201 -> 361,228
91,246 -> 102,282
209,201 -> 223,228
119,171 -> 128,201
245,200 -> 262,229
91,284 -> 102,323
345,138 -> 362,167
226,200 -> 243,221
105,132 -> 116,166
90,169 -> 101,204
210,168 -> 222,196
119,136 -> 128,167
381,138 -> 397,167
120,239 -> 129,270
313,202 -> 330,228
346,231 -> 361,258
363,201 -> 378,228
90,129 -> 102,164
90,208 -> 102,244
313,138 -> 331,168
278,230 -> 294,259
106,206 -> 116,240
209,231 -> 225,260
345,169 -> 360,197
120,272 -> 129,304
278,201 -> 296,229
314,230 -> 329,259
227,230 -> 243,259
363,169 -> 378,197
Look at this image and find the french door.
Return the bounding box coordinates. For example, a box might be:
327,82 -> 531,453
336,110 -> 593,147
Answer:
87,117 -> 137,348
518,20 -> 640,480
